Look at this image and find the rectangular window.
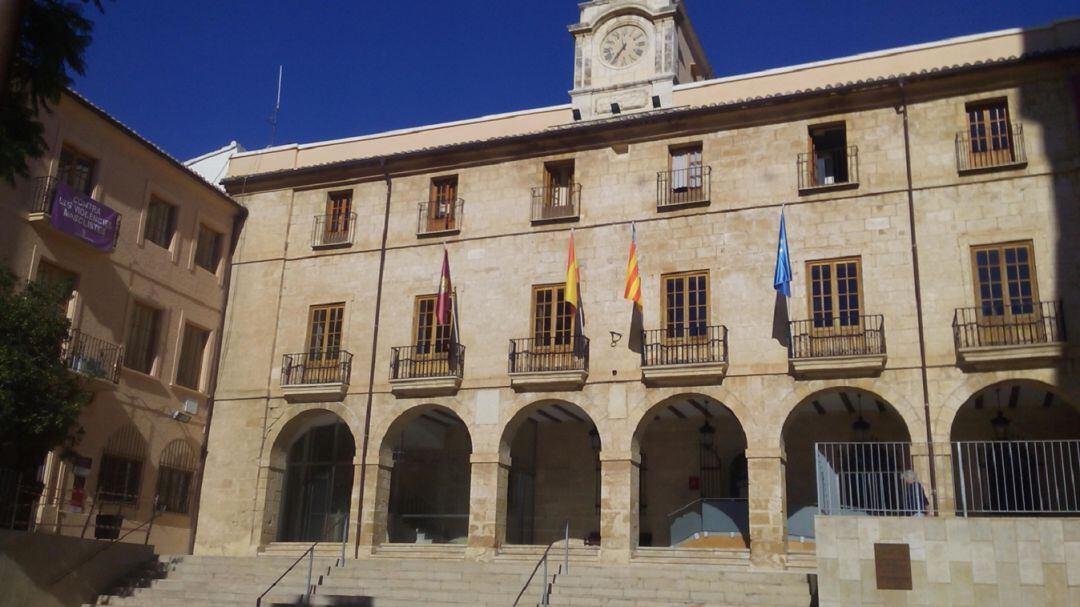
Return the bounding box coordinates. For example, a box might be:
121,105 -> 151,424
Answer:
807,258 -> 862,329
306,303 -> 345,361
36,259 -> 78,301
156,466 -> 193,514
124,302 -> 161,374
414,295 -> 454,355
542,162 -> 574,208
966,100 -> 1014,163
143,197 -> 177,249
175,324 -> 209,390
662,271 -> 709,340
972,242 -> 1037,318
808,124 -> 849,186
324,190 -> 353,242
669,144 -> 703,191
98,455 -> 141,504
531,284 -> 574,349
58,145 -> 96,196
194,224 -> 222,273
426,176 -> 458,233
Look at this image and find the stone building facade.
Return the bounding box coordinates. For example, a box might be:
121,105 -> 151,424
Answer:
0,91 -> 245,553
195,2 -> 1080,570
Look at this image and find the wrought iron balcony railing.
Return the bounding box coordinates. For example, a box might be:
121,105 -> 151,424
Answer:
416,198 -> 463,235
797,145 -> 859,191
312,212 -> 357,248
508,335 -> 589,374
26,176 -> 59,214
955,122 -> 1026,172
640,325 -> 727,367
281,350 -> 353,386
657,166 -> 711,209
952,301 -> 1064,350
62,329 -> 123,383
788,314 -> 885,359
390,343 -> 465,380
530,183 -> 581,222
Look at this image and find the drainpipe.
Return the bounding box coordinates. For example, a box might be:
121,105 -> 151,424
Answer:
188,205 -> 248,553
354,159 -> 393,558
898,80 -> 939,514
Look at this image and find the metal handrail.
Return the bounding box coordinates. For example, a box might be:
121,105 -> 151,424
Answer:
512,519 -> 569,607
788,314 -> 886,359
657,166 -> 711,208
255,542 -> 319,607
952,300 -> 1064,349
530,183 -> 581,222
312,212 -> 357,248
416,197 -> 464,235
508,335 -> 589,374
640,324 -> 727,367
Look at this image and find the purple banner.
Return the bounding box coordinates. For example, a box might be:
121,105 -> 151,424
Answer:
49,181 -> 119,251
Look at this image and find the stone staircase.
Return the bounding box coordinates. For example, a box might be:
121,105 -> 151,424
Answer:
88,552 -> 815,607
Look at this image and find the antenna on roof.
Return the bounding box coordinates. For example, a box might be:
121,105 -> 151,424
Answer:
267,65 -> 283,148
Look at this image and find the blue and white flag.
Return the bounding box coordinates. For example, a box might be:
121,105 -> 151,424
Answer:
773,209 -> 792,297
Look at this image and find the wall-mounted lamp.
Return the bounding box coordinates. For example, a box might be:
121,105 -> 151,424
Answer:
609,331 -> 623,347
171,410 -> 192,423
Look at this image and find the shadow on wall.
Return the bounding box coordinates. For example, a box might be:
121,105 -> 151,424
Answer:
0,529 -> 153,607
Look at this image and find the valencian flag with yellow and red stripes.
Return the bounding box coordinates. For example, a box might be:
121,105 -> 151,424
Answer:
564,229 -> 584,327
624,223 -> 642,307
436,246 -> 453,326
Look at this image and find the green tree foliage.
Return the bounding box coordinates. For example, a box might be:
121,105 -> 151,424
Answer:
0,0 -> 103,185
0,268 -> 87,472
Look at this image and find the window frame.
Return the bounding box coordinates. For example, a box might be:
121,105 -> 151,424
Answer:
806,257 -> 864,333
97,454 -> 142,505
324,190 -> 353,241
413,294 -> 454,358
660,270 -> 710,343
194,224 -> 223,274
305,303 -> 345,364
175,323 -> 210,391
541,161 -> 575,208
970,241 -> 1039,321
123,301 -> 162,375
143,196 -> 177,250
57,144 -> 97,197
965,99 -> 1014,162
667,143 -> 704,192
530,283 -> 576,351
807,122 -> 849,186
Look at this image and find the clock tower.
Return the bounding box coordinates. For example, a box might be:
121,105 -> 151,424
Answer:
568,0 -> 713,121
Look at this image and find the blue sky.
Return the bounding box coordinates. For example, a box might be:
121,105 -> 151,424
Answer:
72,1 -> 1078,161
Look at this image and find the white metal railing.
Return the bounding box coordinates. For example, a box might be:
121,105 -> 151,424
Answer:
953,440 -> 1080,516
815,442 -> 927,516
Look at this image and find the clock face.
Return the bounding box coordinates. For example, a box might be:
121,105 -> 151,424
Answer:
600,25 -> 648,68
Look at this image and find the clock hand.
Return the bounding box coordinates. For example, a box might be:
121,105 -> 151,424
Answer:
613,42 -> 627,61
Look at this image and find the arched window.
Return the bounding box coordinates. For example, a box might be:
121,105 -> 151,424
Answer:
157,440 -> 197,514
98,425 -> 147,504
278,420 -> 355,542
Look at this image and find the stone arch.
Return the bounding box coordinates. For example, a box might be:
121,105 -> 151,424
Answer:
631,393 -> 749,550
499,398 -> 603,461
629,391 -> 749,457
369,398 -> 473,466
262,403 -> 364,469
776,380 -> 922,452
259,408 -> 356,545
935,374 -> 1080,443
947,378 -> 1080,442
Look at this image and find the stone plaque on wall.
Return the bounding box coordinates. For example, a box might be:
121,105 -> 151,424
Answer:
874,543 -> 913,590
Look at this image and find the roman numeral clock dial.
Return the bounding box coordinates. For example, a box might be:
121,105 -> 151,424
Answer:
600,25 -> 647,68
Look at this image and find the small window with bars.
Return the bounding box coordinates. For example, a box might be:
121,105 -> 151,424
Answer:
807,258 -> 862,329
532,284 -> 575,349
972,241 -> 1038,318
156,440 -> 196,514
194,224 -> 222,273
143,197 -> 177,249
124,302 -> 161,374
306,303 -> 345,361
414,295 -> 454,356
662,271 -> 709,340
58,144 -> 97,196
175,324 -> 210,390
98,425 -> 147,505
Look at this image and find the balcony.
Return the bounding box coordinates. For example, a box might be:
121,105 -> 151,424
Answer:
955,122 -> 1027,173
280,350 -> 352,402
797,145 -> 859,193
416,198 -> 463,236
311,212 -> 357,248
25,176 -> 121,251
389,343 -> 465,397
788,315 -> 886,379
508,336 -> 589,391
953,301 -> 1066,370
62,329 -> 122,387
640,325 -> 728,387
657,166 -> 711,210
530,183 -> 581,223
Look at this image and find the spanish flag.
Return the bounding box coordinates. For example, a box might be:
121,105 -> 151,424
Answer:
624,223 -> 641,307
565,230 -> 580,309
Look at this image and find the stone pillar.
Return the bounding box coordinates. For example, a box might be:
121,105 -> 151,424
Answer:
599,452 -> 638,564
466,452 -> 509,561
746,448 -> 787,570
254,464 -> 284,550
929,442 -> 957,517
356,461 -> 392,557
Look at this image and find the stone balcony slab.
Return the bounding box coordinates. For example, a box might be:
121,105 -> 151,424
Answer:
789,354 -> 887,380
390,376 -> 462,398
281,382 -> 348,403
509,369 -> 588,392
641,361 -> 728,387
955,342 -> 1067,371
